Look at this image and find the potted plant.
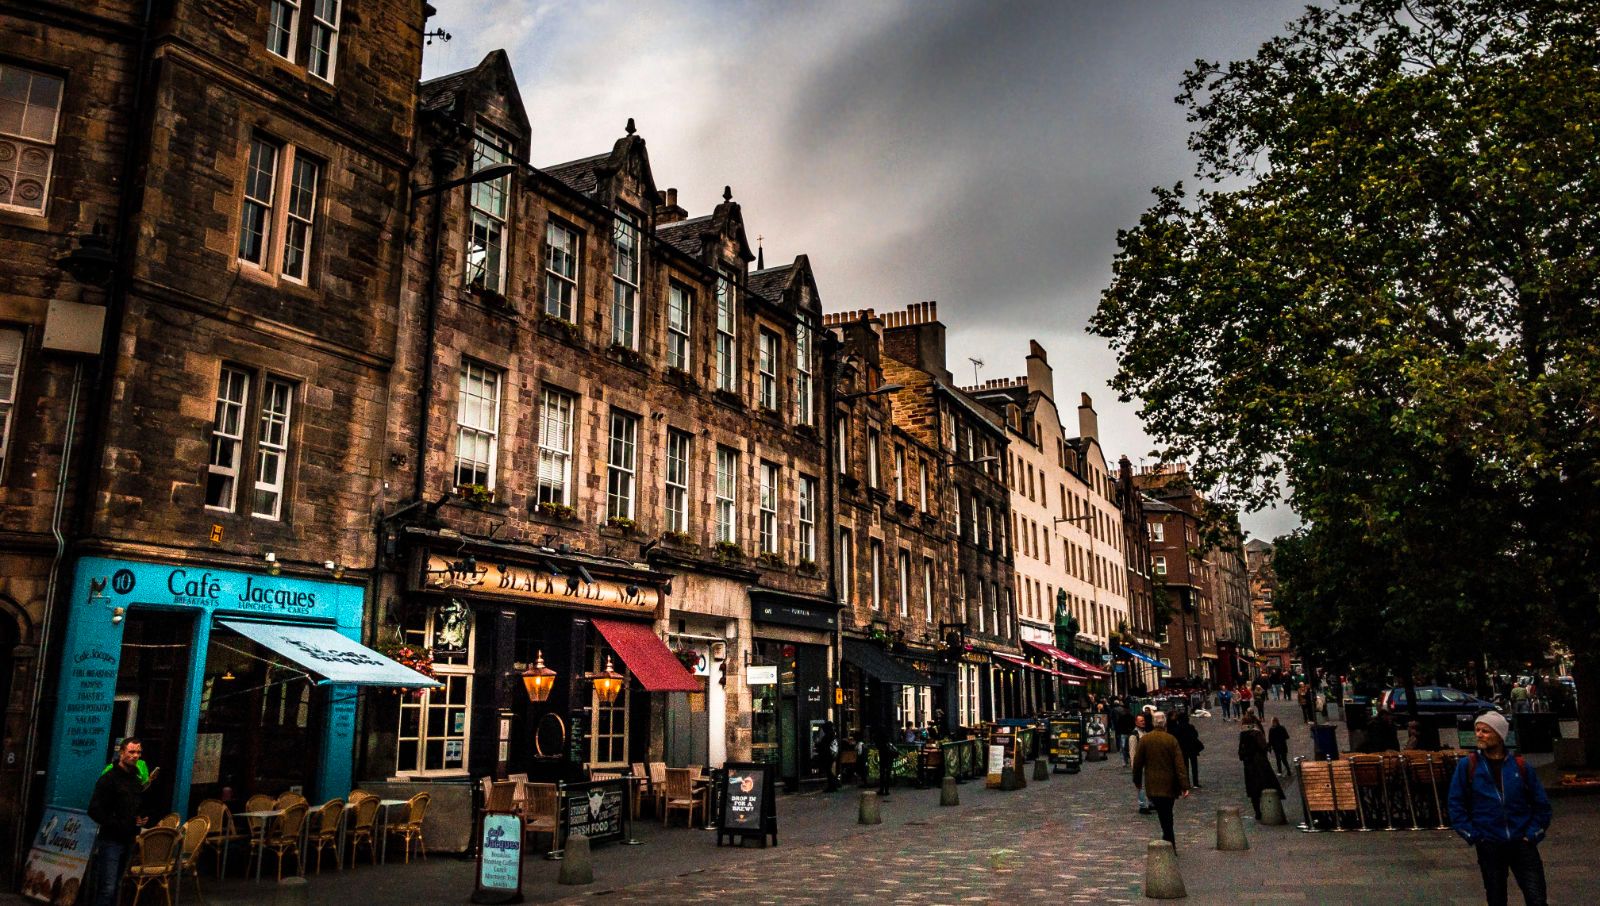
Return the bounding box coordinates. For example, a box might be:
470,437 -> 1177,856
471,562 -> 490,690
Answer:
607,342 -> 643,367
378,638 -> 437,699
714,541 -> 744,562
797,559 -> 819,575
456,483 -> 495,507
536,501 -> 577,521
758,551 -> 787,569
662,530 -> 694,546
606,515 -> 637,533
540,312 -> 581,342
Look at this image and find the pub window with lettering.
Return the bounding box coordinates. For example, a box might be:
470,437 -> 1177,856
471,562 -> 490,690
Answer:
205,364 -> 298,520
396,606 -> 474,776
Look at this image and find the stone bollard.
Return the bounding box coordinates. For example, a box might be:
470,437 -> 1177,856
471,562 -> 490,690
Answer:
558,832 -> 594,885
1259,789 -> 1288,826
1033,758 -> 1050,781
940,776 -> 960,806
1216,807 -> 1249,851
1143,839 -> 1187,899
858,790 -> 882,825
274,876 -> 309,906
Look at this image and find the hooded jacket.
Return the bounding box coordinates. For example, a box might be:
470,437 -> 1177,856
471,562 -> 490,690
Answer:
1446,750 -> 1552,845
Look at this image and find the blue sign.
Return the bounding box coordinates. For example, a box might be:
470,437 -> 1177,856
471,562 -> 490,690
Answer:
22,807 -> 98,905
46,557 -> 365,816
475,813 -> 523,900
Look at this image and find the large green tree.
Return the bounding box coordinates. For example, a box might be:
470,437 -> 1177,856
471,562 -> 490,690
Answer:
1092,0 -> 1600,761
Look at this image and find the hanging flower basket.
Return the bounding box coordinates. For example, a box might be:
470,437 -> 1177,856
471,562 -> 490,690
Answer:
379,642 -> 438,698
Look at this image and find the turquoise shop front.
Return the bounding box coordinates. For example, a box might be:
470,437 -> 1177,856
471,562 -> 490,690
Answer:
46,557 -> 427,818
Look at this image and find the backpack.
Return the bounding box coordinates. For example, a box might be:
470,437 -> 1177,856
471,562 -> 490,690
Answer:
1464,752 -> 1531,809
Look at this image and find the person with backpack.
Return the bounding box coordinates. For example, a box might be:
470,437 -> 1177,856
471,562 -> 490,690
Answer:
1447,711 -> 1552,906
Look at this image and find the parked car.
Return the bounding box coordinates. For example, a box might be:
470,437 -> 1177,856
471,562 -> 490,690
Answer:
1378,685 -> 1500,716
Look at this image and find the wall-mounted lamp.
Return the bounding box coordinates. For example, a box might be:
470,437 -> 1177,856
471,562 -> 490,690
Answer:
265,552 -> 280,576
576,566 -> 595,585
324,560 -> 346,579
586,655 -> 626,705
111,606 -> 125,625
521,651 -> 558,703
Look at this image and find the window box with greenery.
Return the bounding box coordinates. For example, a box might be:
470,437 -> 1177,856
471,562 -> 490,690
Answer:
468,282 -> 511,310
714,541 -> 745,563
796,559 -> 819,575
665,366 -> 700,391
661,530 -> 696,548
455,483 -> 496,507
757,551 -> 787,569
539,313 -> 581,344
605,516 -> 638,534
535,501 -> 577,522
607,342 -> 644,368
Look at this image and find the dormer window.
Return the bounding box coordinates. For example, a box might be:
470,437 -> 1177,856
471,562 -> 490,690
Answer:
715,269 -> 738,392
795,320 -> 815,426
611,209 -> 640,349
465,129 -> 512,293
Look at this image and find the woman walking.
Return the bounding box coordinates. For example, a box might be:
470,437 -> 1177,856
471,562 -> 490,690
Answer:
1238,714 -> 1283,819
1267,717 -> 1291,776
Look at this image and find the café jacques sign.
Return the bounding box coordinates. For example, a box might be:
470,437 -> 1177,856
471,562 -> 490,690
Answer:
419,554 -> 661,615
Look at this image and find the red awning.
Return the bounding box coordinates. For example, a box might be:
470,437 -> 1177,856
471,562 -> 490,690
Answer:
992,651 -> 1064,676
1023,640 -> 1109,677
591,618 -> 701,692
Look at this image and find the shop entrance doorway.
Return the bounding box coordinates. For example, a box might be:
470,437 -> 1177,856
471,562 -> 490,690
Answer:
114,609 -> 193,816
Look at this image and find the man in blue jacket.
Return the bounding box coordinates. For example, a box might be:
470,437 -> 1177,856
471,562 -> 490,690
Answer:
1447,711 -> 1551,906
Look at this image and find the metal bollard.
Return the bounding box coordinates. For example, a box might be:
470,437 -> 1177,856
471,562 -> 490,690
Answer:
1143,839 -> 1187,899
1216,806 -> 1249,851
858,790 -> 882,825
558,833 -> 594,885
940,776 -> 960,806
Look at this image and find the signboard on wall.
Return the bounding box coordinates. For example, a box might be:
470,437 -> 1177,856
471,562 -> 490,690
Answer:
747,665 -> 778,686
192,733 -> 223,784
420,554 -> 660,614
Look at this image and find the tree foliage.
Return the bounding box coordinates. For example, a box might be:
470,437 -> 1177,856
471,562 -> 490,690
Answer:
1091,0 -> 1600,753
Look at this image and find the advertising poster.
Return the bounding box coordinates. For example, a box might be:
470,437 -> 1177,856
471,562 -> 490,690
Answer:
22,807 -> 98,906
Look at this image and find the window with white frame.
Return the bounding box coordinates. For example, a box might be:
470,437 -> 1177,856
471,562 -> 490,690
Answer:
715,270 -> 737,391
838,528 -> 853,604
893,444 -> 905,501
990,582 -> 1000,636
758,329 -> 780,411
1148,521 -> 1164,542
923,557 -> 935,623
975,578 -> 986,633
611,209 -> 640,349
897,549 -> 911,617
266,0 -> 341,82
954,490 -> 964,537
586,637 -> 630,767
866,429 -> 880,489
667,283 -> 692,370
238,135 -> 322,282
465,130 -> 512,293
665,429 -> 691,533
758,460 -> 779,554
797,474 -> 816,563
0,65 -> 63,214
835,415 -> 848,473
795,320 -> 814,426
606,409 -> 638,521
454,359 -> 500,490
1153,555 -> 1167,576
544,219 -> 579,321
396,606 -> 473,775
536,388 -> 574,506
918,460 -> 928,511
870,540 -> 883,610
206,366 -> 297,519
0,328 -> 22,476
715,446 -> 738,543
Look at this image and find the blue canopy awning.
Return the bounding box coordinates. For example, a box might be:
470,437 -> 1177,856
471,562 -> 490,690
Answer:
219,620 -> 441,687
1120,645 -> 1170,671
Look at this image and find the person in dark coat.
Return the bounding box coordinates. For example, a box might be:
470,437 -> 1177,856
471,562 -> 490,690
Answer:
1132,711 -> 1190,848
1237,715 -> 1282,820
1267,717 -> 1292,776
1114,703 -> 1136,766
815,719 -> 840,791
1361,709 -> 1401,753
87,738 -> 148,906
1171,711 -> 1205,788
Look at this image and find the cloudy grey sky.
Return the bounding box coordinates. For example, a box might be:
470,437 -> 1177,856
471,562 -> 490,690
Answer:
421,0 -> 1311,541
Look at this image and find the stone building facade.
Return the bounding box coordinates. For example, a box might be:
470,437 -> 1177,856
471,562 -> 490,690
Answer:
1246,539 -> 1293,675
1116,455 -> 1165,693
0,0 -> 427,879
372,51 -> 834,795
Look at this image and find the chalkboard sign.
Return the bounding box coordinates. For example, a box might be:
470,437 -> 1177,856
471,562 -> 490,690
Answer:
471,812 -> 523,904
561,779 -> 627,846
1049,717 -> 1084,773
717,762 -> 777,847
567,714 -> 587,764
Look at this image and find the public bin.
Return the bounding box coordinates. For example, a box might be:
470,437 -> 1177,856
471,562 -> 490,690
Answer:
1310,723 -> 1339,760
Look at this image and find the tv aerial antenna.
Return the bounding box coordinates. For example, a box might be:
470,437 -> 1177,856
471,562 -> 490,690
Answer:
968,357 -> 984,386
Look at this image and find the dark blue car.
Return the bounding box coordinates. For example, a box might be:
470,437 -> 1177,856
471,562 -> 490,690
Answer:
1379,685 -> 1499,716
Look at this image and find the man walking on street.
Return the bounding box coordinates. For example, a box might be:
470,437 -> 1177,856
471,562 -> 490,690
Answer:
1130,712 -> 1149,812
1172,711 -> 1205,788
1133,711 -> 1190,848
87,737 -> 149,906
1448,711 -> 1551,906
1116,701 -> 1137,768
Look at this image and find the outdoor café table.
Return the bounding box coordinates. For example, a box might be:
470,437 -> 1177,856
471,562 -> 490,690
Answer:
376,799 -> 409,864
234,809 -> 283,883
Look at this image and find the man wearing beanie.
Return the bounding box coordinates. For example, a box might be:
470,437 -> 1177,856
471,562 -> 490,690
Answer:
1447,710 -> 1552,906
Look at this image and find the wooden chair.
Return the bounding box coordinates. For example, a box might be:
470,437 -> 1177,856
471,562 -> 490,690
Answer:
630,763 -> 650,817
486,781 -> 517,813
589,768 -> 622,781
255,802 -> 307,881
193,799 -> 248,879
125,826 -> 180,906
308,798 -> 345,873
346,795 -> 381,866
662,767 -> 703,828
156,812 -> 181,829
522,783 -> 559,854
175,815 -> 210,903
385,792 -> 431,863
648,762 -> 668,816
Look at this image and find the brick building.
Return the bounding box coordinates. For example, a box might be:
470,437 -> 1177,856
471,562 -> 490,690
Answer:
371,50 -> 835,798
1116,455 -> 1165,693
1,0 -> 429,879
1246,538 -> 1293,676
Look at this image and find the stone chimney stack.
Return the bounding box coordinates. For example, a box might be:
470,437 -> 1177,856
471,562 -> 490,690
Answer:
880,301 -> 951,383
655,187 -> 687,224
1025,339 -> 1054,400
1078,392 -> 1099,441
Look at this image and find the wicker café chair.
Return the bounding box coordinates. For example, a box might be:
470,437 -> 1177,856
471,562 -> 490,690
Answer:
125,826 -> 180,906
194,798 -> 248,879
241,793 -> 276,842
347,795 -> 381,866
308,798 -> 346,873
256,802 -> 308,881
274,791 -> 308,811
156,812 -> 181,829
176,815 -> 210,903
385,792 -> 431,863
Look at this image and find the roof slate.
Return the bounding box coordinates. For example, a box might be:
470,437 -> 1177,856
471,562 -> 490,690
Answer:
656,215 -> 711,259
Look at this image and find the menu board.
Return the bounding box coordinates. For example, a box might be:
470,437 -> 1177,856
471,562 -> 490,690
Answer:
1050,718 -> 1084,772
471,812 -> 523,904
22,808 -> 98,906
562,779 -> 626,845
716,762 -> 777,847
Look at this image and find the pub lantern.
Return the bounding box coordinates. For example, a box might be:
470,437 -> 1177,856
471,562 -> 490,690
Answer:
521,651 -> 558,703
586,655 -> 626,705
